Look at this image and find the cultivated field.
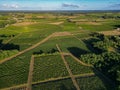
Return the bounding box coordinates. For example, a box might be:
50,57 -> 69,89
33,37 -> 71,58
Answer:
0,12 -> 120,90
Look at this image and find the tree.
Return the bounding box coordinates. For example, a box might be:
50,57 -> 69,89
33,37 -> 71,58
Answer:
94,52 -> 120,89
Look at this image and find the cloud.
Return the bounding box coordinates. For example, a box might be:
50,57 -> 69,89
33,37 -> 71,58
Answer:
1,4 -> 19,9
62,3 -> 79,8
109,3 -> 120,8
0,3 -> 42,10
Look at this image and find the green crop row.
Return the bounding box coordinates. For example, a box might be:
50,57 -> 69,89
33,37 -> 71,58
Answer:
0,54 -> 31,89
0,50 -> 19,60
32,78 -> 75,90
77,76 -> 115,90
65,56 -> 93,75
33,55 -> 69,82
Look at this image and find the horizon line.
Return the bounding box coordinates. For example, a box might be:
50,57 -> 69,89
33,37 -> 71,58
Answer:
0,10 -> 120,12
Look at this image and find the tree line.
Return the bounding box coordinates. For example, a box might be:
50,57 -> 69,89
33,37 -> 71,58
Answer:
80,33 -> 120,89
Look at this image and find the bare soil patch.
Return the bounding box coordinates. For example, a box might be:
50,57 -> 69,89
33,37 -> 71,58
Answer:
52,32 -> 72,37
76,21 -> 102,25
13,22 -> 37,26
87,22 -> 102,25
49,21 -> 63,25
68,16 -> 78,19
99,30 -> 120,35
37,16 -> 45,18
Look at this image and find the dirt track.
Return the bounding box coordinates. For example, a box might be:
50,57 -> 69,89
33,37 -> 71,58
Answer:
13,22 -> 38,26
52,32 -> 71,37
56,44 -> 80,90
49,21 -> 63,25
33,73 -> 95,85
1,73 -> 95,90
0,34 -> 53,64
69,53 -> 92,67
0,32 -> 73,64
0,29 -> 115,89
26,55 -> 34,90
99,30 -> 120,35
60,52 -> 92,67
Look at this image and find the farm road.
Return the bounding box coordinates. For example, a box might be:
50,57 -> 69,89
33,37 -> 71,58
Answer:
1,73 -> 95,90
69,53 -> 92,67
0,34 -> 52,64
56,44 -> 80,90
0,31 -> 73,64
26,55 -> 34,90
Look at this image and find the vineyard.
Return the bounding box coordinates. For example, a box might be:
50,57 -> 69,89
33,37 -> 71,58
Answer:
0,54 -> 30,88
32,78 -> 76,90
65,56 -> 93,75
33,55 -> 69,82
0,12 -> 120,90
76,76 -> 114,90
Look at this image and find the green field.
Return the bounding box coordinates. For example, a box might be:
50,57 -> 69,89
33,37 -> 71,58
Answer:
37,36 -> 90,54
65,56 -> 93,75
0,54 -> 30,88
0,12 -> 120,90
32,78 -> 76,90
77,76 -> 114,90
33,55 -> 69,82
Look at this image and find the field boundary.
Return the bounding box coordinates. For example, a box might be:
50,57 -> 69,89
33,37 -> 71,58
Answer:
0,84 -> 27,90
99,30 -> 120,35
69,53 -> 93,67
56,44 -> 80,90
1,73 -> 95,90
32,73 -> 95,85
0,34 -> 53,64
26,55 -> 34,90
0,31 -> 74,64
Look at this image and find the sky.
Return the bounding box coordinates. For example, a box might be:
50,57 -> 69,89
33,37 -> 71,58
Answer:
0,0 -> 120,10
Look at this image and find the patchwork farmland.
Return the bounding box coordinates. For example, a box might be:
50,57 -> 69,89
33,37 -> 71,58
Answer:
0,12 -> 120,90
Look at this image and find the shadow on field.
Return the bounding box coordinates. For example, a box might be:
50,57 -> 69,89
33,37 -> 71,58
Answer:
58,83 -> 76,90
0,39 -> 20,50
113,25 -> 120,29
32,80 -> 76,90
92,68 -> 116,90
82,38 -> 101,54
67,47 -> 89,58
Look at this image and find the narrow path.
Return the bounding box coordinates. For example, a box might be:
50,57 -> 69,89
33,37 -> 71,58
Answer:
59,52 -> 92,67
33,73 -> 95,85
0,31 -> 79,64
69,53 -> 92,67
60,52 -> 92,67
26,55 -> 34,90
0,34 -> 53,64
52,31 -> 71,37
10,86 -> 26,90
72,35 -> 82,41
33,76 -> 70,85
0,84 -> 27,90
62,52 -> 71,56
72,34 -> 92,41
69,35 -> 93,67
56,44 -> 80,90
75,73 -> 95,78
1,73 -> 95,90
